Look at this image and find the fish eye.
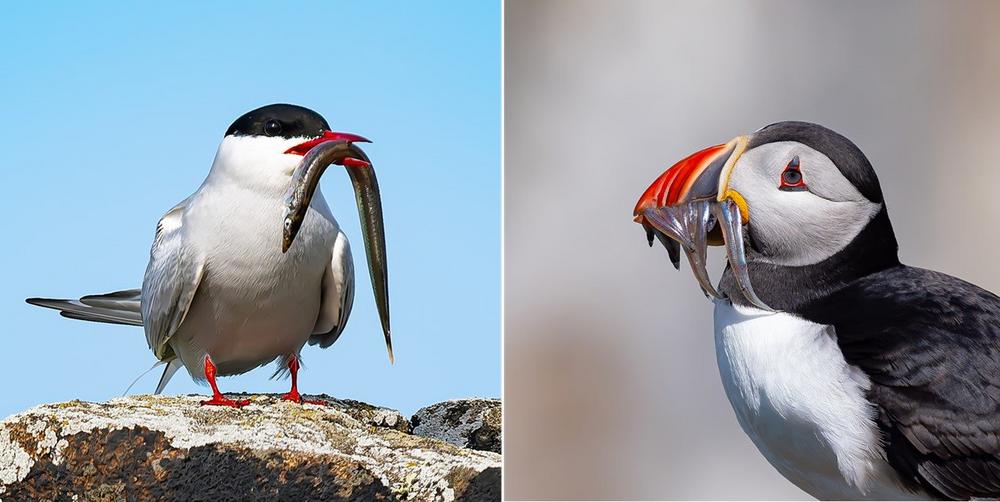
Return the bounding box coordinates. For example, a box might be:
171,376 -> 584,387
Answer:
264,119 -> 283,137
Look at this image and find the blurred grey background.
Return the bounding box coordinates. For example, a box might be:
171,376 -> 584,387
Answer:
504,0 -> 1000,499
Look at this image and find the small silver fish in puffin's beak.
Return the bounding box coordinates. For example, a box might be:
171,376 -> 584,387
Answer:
282,136 -> 394,363
634,135 -> 775,311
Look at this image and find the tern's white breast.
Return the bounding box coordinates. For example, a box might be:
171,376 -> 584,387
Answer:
712,300 -> 925,500
171,180 -> 338,377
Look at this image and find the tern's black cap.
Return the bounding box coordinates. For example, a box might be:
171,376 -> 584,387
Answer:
225,104 -> 330,139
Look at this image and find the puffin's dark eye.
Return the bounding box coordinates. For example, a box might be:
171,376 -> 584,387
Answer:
778,156 -> 807,191
782,170 -> 802,185
264,119 -> 283,137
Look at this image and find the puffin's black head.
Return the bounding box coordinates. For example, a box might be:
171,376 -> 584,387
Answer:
730,121 -> 893,267
634,121 -> 899,311
749,121 -> 885,204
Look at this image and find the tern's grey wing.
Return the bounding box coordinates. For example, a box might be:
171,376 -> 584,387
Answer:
141,200 -> 205,360
309,231 -> 355,348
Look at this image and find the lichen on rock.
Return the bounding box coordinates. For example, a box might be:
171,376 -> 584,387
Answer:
0,394 -> 500,501
411,399 -> 501,454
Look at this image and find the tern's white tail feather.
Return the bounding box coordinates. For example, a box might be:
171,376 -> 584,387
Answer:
26,289 -> 143,326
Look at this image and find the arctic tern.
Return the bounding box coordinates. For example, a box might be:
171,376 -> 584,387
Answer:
27,103 -> 392,407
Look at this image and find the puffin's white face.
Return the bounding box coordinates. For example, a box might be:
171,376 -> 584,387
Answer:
728,141 -> 881,266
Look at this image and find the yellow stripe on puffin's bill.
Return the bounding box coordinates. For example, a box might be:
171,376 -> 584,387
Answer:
716,135 -> 750,224
721,188 -> 750,224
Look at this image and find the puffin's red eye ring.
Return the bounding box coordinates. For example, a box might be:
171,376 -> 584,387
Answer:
779,155 -> 807,191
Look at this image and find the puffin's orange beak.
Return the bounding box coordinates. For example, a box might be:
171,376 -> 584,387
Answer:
633,136 -> 749,226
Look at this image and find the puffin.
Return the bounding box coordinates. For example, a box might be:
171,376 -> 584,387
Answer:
633,121 -> 1000,500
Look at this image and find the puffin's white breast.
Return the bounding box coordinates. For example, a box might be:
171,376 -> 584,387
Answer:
712,300 -> 925,500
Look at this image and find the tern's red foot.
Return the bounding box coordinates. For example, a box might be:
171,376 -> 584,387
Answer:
200,355 -> 248,408
200,396 -> 251,408
280,355 -> 325,405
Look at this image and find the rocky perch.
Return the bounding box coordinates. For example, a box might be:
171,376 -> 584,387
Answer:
0,395 -> 501,501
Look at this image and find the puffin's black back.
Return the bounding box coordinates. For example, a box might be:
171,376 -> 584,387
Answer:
800,265 -> 1000,499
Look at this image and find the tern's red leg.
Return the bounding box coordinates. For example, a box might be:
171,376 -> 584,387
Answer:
200,355 -> 250,408
281,355 -> 325,405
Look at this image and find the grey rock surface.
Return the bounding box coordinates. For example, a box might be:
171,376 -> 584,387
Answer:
411,399 -> 501,454
0,394 -> 500,501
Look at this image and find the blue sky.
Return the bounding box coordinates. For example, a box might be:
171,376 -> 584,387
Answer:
0,2 -> 499,417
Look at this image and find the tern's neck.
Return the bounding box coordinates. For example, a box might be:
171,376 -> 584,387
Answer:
203,135 -> 303,197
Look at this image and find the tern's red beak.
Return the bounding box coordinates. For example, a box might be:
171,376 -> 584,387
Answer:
285,130 -> 372,156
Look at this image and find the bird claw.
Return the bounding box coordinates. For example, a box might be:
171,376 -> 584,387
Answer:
200,396 -> 250,408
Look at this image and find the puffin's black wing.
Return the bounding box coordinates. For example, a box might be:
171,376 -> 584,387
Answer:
801,265 -> 1000,500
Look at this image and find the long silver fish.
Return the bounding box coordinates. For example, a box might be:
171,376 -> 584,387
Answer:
283,140 -> 393,362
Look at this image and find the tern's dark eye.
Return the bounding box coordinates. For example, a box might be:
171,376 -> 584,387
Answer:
778,155 -> 807,191
264,119 -> 283,137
